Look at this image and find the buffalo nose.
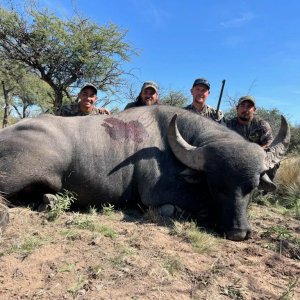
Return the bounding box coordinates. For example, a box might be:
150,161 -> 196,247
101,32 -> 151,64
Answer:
225,229 -> 252,241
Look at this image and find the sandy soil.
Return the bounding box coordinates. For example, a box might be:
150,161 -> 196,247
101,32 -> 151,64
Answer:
0,204 -> 299,300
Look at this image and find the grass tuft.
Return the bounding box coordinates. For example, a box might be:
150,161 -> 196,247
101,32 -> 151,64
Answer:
70,213 -> 118,238
101,203 -> 115,216
170,220 -> 218,254
46,190 -> 76,221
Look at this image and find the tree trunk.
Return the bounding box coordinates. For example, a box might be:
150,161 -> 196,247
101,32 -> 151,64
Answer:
53,88 -> 64,113
2,81 -> 10,128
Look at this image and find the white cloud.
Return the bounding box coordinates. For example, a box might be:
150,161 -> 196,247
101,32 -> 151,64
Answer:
129,0 -> 170,28
220,12 -> 254,29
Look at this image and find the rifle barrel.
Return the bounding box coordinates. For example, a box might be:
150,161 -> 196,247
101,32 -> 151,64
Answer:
216,79 -> 226,114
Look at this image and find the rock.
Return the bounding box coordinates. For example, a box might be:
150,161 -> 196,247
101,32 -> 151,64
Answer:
159,204 -> 175,217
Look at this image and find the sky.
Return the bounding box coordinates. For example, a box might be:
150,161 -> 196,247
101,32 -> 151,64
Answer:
8,0 -> 300,124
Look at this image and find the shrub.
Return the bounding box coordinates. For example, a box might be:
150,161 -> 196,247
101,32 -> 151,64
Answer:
46,190 -> 76,221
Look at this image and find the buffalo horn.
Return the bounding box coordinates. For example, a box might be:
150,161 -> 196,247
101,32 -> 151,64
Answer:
265,115 -> 290,170
167,114 -> 206,171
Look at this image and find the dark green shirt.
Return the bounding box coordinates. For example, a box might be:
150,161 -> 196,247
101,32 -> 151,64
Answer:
226,116 -> 273,146
57,103 -> 100,116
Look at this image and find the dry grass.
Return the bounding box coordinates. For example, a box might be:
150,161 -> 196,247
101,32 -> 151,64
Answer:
275,156 -> 300,191
274,156 -> 300,218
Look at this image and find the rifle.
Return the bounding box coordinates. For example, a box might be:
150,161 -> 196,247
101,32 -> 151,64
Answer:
216,79 -> 226,117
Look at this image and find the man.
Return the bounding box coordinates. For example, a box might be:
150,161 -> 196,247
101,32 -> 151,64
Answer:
57,83 -> 110,116
124,81 -> 160,109
185,78 -> 224,122
226,95 -> 273,148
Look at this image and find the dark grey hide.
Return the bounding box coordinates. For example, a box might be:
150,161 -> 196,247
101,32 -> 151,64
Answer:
0,106 -> 290,241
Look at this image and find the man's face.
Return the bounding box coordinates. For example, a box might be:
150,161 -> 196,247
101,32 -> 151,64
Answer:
79,88 -> 97,112
236,100 -> 256,122
191,84 -> 210,105
141,87 -> 158,106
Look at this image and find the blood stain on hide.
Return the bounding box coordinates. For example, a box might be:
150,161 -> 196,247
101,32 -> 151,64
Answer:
102,118 -> 149,143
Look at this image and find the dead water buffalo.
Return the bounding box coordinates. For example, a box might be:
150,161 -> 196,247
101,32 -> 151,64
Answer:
0,106 -> 290,240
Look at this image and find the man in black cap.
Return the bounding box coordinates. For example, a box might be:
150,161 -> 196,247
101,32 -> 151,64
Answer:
226,95 -> 273,148
185,78 -> 224,122
57,83 -> 110,116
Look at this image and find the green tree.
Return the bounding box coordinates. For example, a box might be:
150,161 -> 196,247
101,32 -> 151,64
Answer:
0,58 -> 54,126
289,124 -> 300,154
161,90 -> 188,107
0,4 -> 135,111
0,59 -> 27,126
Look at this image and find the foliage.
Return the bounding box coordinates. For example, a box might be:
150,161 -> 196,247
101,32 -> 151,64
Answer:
0,59 -> 54,123
278,277 -> 299,300
161,90 -> 188,107
67,274 -> 86,298
162,256 -> 183,276
46,190 -> 76,221
10,235 -> 44,258
101,203 -> 115,216
70,213 -> 118,238
289,124 -> 300,154
170,220 -> 218,254
0,3 -> 135,110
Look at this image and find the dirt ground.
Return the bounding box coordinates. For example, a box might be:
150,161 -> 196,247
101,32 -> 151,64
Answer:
0,203 -> 299,300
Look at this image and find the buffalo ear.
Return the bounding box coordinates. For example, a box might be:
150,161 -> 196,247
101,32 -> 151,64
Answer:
258,173 -> 277,192
178,168 -> 204,184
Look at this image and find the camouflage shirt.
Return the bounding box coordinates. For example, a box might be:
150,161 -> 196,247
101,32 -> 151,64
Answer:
184,103 -> 224,123
57,103 -> 100,116
226,116 -> 273,147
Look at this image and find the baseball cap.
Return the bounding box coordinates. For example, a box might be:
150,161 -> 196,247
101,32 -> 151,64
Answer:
237,95 -> 256,107
80,83 -> 97,95
141,81 -> 158,93
192,78 -> 210,90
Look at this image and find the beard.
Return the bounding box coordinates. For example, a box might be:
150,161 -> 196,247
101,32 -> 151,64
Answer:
143,98 -> 156,106
238,113 -> 250,122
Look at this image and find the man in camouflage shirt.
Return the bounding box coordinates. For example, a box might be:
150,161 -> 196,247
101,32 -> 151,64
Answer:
226,96 -> 273,148
57,83 -> 110,116
184,78 -> 224,123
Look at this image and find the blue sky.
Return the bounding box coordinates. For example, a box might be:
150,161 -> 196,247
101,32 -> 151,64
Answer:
17,1 -> 300,123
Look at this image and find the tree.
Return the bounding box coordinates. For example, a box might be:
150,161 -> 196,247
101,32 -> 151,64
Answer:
289,124 -> 300,154
0,4 -> 135,111
0,57 -> 54,126
161,90 -> 188,107
0,59 -> 26,126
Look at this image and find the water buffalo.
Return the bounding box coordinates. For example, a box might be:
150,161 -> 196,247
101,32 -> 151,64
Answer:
0,106 -> 290,240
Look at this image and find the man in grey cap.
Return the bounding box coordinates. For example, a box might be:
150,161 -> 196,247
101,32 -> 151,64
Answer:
226,95 -> 273,148
185,78 -> 224,122
124,81 -> 160,109
57,83 -> 110,116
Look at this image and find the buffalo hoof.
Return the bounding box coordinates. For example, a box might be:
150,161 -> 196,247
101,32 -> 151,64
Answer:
0,203 -> 9,232
38,194 -> 57,212
159,204 -> 175,217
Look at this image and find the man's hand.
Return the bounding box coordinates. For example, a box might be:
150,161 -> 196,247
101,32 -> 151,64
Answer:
98,107 -> 111,115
